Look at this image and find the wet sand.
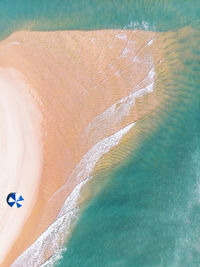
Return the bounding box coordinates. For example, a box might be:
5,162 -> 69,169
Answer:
0,29 -> 162,266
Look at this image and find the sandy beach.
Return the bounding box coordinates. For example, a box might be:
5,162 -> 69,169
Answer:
0,29 -> 162,266
0,68 -> 42,263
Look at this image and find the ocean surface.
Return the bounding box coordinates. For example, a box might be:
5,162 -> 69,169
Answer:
1,0 -> 200,266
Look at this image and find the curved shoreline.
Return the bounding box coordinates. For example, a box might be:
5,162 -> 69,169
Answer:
0,28 -> 161,266
12,123 -> 135,267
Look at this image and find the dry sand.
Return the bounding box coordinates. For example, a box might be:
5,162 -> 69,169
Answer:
0,29 -> 162,266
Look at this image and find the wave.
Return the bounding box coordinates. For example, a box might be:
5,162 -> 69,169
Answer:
124,21 -> 154,31
82,64 -> 155,144
12,122 -> 135,267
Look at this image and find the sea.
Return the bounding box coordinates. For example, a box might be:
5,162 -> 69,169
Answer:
1,0 -> 200,266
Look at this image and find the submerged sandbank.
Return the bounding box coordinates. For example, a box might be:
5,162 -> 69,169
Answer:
0,29 -> 162,266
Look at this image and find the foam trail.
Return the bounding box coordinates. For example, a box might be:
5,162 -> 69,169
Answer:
8,41 -> 20,46
124,21 -> 152,31
12,122 -> 135,267
115,33 -> 127,41
82,65 -> 155,142
69,122 -> 135,183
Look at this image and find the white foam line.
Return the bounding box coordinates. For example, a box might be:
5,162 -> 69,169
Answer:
69,122 -> 135,183
8,41 -> 20,46
49,121 -> 136,203
124,21 -> 152,31
135,66 -> 155,90
147,39 -> 154,46
115,33 -> 127,41
120,47 -> 131,58
83,65 -> 155,140
132,38 -> 155,63
12,123 -> 135,267
119,40 -> 135,59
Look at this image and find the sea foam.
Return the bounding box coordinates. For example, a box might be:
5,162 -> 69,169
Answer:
82,65 -> 155,143
12,123 -> 135,267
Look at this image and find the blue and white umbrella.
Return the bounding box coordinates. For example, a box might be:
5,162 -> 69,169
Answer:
6,192 -> 24,208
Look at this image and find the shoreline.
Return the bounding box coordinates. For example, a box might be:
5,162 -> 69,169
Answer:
12,123 -> 135,267
0,28 -> 161,266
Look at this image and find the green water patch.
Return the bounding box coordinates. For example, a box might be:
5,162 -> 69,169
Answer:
0,0 -> 200,40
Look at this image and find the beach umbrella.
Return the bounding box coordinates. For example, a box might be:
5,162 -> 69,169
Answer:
6,192 -> 24,208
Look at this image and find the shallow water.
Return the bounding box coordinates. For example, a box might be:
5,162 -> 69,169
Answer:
56,3 -> 200,267
57,26 -> 200,266
0,0 -> 200,41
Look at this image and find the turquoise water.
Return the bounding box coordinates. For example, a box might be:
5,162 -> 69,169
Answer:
1,0 -> 200,266
54,2 -> 200,267
57,28 -> 200,266
0,0 -> 200,41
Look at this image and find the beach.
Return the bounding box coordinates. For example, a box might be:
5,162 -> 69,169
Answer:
0,29 -> 162,266
0,68 -> 42,263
